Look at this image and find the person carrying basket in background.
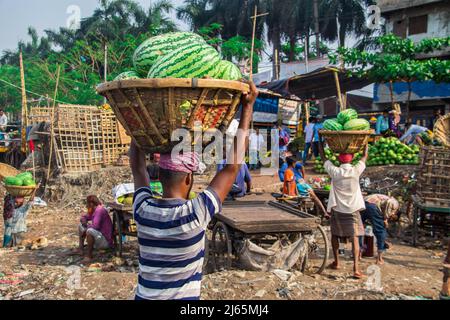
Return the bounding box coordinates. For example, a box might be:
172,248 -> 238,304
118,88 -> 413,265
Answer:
318,136 -> 369,279
129,81 -> 258,300
2,189 -> 36,247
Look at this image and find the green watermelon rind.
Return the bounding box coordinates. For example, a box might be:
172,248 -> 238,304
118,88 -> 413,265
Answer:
343,118 -> 371,131
323,119 -> 343,131
114,71 -> 141,81
148,43 -> 221,79
133,32 -> 207,77
214,60 -> 242,80
337,108 -> 358,125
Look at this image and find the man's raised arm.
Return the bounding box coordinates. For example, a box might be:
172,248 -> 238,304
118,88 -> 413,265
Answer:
129,141 -> 150,190
209,81 -> 258,202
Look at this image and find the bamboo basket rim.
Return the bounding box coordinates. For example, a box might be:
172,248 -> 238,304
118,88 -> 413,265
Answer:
97,78 -> 250,94
0,163 -> 21,180
319,130 -> 375,136
4,185 -> 38,190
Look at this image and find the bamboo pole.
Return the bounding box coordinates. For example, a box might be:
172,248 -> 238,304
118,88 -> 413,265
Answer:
249,6 -> 268,80
274,49 -> 279,80
333,70 -> 345,111
19,51 -> 28,154
46,65 -> 61,183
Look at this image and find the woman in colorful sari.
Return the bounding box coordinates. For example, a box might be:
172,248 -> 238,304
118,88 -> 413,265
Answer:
3,191 -> 36,247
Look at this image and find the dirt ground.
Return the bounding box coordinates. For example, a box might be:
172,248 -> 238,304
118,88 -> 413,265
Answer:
0,168 -> 447,300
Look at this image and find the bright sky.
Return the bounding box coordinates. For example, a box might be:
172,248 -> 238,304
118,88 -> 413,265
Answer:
0,0 -> 188,52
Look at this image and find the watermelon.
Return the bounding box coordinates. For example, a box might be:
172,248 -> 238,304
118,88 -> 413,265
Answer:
114,71 -> 141,81
148,43 -> 221,79
344,118 -> 371,131
337,108 -> 358,125
16,172 -> 33,180
133,32 -> 207,76
323,119 -> 343,131
214,60 -> 242,80
22,178 -> 36,187
4,177 -> 22,186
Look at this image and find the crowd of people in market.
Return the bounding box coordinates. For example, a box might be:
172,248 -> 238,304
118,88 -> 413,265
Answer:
1,86 -> 449,301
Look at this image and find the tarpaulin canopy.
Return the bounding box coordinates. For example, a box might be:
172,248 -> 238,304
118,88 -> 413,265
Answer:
259,67 -> 372,101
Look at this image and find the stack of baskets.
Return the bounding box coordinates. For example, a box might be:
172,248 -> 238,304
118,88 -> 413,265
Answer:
319,130 -> 374,154
416,146 -> 450,208
0,163 -> 37,197
97,78 -> 249,154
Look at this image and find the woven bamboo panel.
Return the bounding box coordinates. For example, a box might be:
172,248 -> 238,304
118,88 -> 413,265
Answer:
29,106 -> 53,125
97,79 -> 249,153
101,111 -> 129,166
416,146 -> 450,208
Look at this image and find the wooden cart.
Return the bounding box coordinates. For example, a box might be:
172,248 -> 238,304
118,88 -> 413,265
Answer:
107,202 -> 136,257
208,200 -> 329,274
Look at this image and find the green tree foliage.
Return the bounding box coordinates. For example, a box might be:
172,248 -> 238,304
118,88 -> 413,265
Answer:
0,0 -> 175,113
329,34 -> 450,83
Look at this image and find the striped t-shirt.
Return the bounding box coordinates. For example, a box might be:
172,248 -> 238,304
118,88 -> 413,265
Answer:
133,186 -> 221,300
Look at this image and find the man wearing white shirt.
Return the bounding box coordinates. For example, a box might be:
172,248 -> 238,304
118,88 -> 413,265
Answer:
249,129 -> 265,170
318,138 -> 369,279
302,117 -> 316,164
0,110 -> 7,132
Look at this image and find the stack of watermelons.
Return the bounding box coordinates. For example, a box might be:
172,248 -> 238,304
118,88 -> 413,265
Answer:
114,32 -> 242,81
323,108 -> 371,132
4,172 -> 37,187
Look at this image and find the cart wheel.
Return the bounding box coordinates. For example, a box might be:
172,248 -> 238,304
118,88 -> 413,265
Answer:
212,222 -> 232,272
303,225 -> 329,275
114,211 -> 123,257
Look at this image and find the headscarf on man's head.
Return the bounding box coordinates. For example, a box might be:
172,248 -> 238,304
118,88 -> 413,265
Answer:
159,152 -> 200,174
338,153 -> 354,164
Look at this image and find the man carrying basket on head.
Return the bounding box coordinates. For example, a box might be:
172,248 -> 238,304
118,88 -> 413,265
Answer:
2,189 -> 37,247
318,137 -> 369,279
129,81 -> 258,300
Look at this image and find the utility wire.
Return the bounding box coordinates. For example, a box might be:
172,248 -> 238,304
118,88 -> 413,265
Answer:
0,78 -> 70,104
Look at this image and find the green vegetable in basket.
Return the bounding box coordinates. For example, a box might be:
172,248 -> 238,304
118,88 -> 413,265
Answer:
22,178 -> 37,187
16,172 -> 33,180
4,176 -> 21,186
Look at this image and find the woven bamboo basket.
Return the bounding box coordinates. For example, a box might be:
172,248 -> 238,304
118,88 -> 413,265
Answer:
434,113 -> 450,148
0,163 -> 20,181
97,79 -> 249,153
3,185 -> 37,197
320,130 -> 374,154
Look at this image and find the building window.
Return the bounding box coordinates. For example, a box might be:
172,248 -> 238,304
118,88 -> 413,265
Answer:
393,19 -> 407,38
409,15 -> 428,35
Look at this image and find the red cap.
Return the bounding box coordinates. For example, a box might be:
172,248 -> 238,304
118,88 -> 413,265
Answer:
338,153 -> 354,164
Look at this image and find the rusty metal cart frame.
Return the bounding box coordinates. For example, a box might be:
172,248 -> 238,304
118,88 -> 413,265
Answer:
208,200 -> 329,274
107,202 -> 136,257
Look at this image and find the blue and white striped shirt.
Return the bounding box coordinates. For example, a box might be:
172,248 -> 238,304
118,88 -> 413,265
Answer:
133,187 -> 221,300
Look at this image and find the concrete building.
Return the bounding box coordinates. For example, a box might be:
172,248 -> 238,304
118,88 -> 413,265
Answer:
375,0 -> 450,127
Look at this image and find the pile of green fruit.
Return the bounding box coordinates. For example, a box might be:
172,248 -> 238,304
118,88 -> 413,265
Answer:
4,172 -> 37,187
314,148 -> 363,174
367,137 -> 420,166
114,32 -> 242,81
323,109 -> 371,132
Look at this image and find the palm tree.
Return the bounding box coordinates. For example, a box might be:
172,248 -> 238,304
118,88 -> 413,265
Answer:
177,0 -> 266,40
319,0 -> 376,47
131,0 -> 177,35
